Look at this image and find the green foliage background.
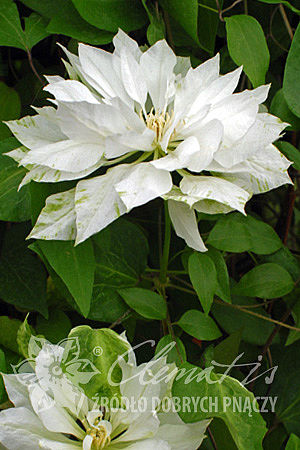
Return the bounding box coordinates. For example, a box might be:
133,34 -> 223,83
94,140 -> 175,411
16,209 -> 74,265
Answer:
0,0 -> 300,448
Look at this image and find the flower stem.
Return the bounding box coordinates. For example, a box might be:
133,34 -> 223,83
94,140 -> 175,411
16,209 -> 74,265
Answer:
160,202 -> 171,284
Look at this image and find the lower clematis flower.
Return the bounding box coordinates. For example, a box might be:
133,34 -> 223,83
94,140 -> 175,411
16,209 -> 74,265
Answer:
0,333 -> 210,449
5,30 -> 292,251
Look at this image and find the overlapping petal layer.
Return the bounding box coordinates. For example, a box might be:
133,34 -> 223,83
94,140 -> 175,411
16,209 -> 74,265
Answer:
5,29 -> 291,250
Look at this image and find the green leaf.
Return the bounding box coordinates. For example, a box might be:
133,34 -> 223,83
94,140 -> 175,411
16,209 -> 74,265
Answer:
206,246 -> 231,303
269,340 -> 300,437
155,334 -> 186,366
0,316 -> 22,354
270,89 -> 300,131
286,295 -> 300,346
93,219 -> 148,289
211,295 -> 278,346
147,20 -> 165,45
198,0 -> 222,53
88,287 -> 128,323
0,225 -> 47,316
276,141 -> 300,171
0,0 -> 28,50
17,316 -> 37,359
47,0 -> 114,45
66,325 -> 131,398
172,364 -> 267,450
38,240 -> 95,317
0,82 -> 21,140
159,0 -> 199,44
0,349 -> 8,402
263,424 -> 288,450
177,309 -> 222,340
0,1 -> 49,50
213,330 -> 242,374
233,263 -> 294,298
71,0 -> 147,32
207,213 -> 282,254
19,0 -> 59,18
261,246 -> 300,282
225,15 -> 270,87
188,252 -> 218,315
284,23 -> 300,117
23,13 -> 50,49
286,434 -> 300,449
0,138 -> 31,222
0,348 -> 7,403
257,0 -> 300,15
118,287 -> 167,320
36,310 -> 72,344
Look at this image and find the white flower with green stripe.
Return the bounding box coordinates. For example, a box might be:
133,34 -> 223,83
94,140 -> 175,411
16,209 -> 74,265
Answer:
6,30 -> 291,250
0,330 -> 210,449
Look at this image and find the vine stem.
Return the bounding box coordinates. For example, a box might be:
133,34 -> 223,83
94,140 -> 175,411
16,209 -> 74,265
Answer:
158,202 -> 184,363
167,283 -> 300,332
279,4 -> 294,40
26,49 -> 44,85
160,202 -> 171,285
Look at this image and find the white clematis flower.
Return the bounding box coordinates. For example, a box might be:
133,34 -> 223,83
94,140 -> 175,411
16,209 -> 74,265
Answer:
0,339 -> 210,449
5,29 -> 292,250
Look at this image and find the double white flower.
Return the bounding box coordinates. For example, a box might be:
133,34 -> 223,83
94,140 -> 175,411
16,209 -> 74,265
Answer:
6,30 -> 291,250
0,338 -> 210,449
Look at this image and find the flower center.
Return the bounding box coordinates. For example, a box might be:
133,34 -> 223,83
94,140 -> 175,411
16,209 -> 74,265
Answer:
84,413 -> 112,450
88,424 -> 111,449
140,108 -> 174,143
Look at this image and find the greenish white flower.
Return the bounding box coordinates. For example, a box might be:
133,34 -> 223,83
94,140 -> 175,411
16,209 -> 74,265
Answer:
0,332 -> 210,449
5,30 -> 291,250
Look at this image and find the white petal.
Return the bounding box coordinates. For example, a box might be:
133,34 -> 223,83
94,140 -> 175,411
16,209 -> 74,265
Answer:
113,412 -> 159,444
180,175 -> 251,214
105,128 -> 154,158
57,101 -> 128,140
115,163 -> 172,211
180,120 -> 223,171
45,79 -> 99,103
21,140 -> 105,172
216,144 -> 292,194
140,40 -> 176,111
0,407 -> 70,450
78,44 -> 129,103
57,44 -> 83,81
174,54 -> 220,115
110,97 -> 147,134
28,189 -> 76,241
5,108 -> 66,149
156,413 -> 210,450
182,66 -> 243,118
82,435 -> 93,450
18,163 -> 100,189
29,385 -> 84,439
204,89 -> 259,144
214,113 -> 288,167
120,47 -> 147,107
39,439 -> 80,449
151,137 -> 201,171
168,199 -> 207,252
5,146 -> 27,164
113,29 -> 142,61
174,56 -> 191,77
2,374 -> 30,407
75,165 -> 129,244
111,439 -> 171,449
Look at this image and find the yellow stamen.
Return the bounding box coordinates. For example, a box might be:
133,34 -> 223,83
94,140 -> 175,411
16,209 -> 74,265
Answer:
140,108 -> 175,143
87,424 -> 111,449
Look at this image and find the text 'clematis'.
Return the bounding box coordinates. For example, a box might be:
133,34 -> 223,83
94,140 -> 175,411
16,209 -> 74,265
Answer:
5,30 -> 292,250
0,329 -> 210,449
